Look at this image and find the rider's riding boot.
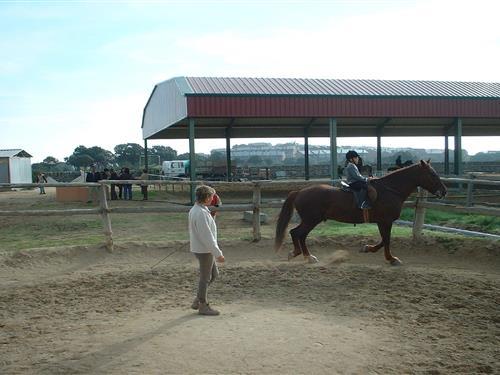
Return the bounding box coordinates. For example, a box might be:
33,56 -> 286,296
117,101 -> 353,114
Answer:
198,302 -> 220,316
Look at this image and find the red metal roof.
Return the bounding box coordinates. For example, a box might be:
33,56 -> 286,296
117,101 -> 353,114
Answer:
187,96 -> 500,118
142,76 -> 500,140
186,77 -> 500,98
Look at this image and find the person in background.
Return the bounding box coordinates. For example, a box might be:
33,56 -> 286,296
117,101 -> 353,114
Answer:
109,168 -> 118,200
120,167 -> 133,200
36,173 -> 48,194
101,168 -> 111,199
139,168 -> 149,200
189,185 -> 225,316
118,168 -> 125,199
85,165 -> 99,203
85,165 -> 98,183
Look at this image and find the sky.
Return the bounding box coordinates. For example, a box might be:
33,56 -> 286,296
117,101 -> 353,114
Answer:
1,0 -> 499,163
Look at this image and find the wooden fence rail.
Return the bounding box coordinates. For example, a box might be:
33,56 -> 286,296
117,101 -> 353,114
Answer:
1,177 -> 499,251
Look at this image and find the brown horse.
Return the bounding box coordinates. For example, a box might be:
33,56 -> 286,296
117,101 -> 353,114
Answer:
274,160 -> 447,265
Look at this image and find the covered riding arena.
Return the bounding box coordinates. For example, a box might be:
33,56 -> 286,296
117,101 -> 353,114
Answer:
142,77 -> 500,187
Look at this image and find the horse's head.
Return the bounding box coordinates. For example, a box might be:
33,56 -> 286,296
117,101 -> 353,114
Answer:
417,160 -> 447,198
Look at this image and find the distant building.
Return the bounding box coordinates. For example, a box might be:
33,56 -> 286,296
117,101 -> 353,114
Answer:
0,149 -> 33,184
425,149 -> 444,154
231,143 -> 287,162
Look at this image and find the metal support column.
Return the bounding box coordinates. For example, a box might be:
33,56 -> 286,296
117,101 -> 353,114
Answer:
453,118 -> 463,176
376,126 -> 382,173
375,119 -> 390,176
225,126 -> 232,182
144,139 -> 148,171
444,132 -> 449,175
189,118 -> 196,203
329,118 -> 338,181
304,125 -> 310,180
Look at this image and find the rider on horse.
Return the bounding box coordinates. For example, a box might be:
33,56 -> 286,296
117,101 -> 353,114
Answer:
345,150 -> 372,209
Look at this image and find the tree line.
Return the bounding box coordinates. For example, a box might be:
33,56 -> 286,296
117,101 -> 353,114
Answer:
32,143 -> 500,174
33,143 -> 179,172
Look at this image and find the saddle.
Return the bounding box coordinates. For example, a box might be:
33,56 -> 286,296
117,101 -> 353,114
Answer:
340,181 -> 378,222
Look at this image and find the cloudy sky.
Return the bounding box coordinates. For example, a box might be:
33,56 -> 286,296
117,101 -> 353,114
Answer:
1,0 -> 499,162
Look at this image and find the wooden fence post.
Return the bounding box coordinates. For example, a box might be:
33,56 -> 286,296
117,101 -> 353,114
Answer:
99,183 -> 114,252
412,188 -> 428,242
252,183 -> 261,242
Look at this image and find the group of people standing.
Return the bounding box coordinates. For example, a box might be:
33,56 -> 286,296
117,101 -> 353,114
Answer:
85,166 -> 148,201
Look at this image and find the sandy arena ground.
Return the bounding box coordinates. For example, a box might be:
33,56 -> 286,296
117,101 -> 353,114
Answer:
1,233 -> 499,374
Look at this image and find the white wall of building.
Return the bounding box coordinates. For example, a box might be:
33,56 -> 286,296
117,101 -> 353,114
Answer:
9,157 -> 32,183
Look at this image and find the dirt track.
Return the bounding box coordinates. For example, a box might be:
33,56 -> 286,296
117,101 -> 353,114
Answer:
1,236 -> 499,374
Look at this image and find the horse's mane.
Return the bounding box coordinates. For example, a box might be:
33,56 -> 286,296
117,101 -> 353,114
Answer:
372,162 -> 420,186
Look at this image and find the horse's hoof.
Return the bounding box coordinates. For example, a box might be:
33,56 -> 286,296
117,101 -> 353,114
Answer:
306,255 -> 319,263
390,257 -> 402,266
360,245 -> 369,253
287,252 -> 294,261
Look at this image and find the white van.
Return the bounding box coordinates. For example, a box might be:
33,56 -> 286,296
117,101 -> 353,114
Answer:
162,160 -> 189,178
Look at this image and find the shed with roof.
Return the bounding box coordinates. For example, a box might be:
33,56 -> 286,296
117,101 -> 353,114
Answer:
0,149 -> 33,184
142,76 -> 500,184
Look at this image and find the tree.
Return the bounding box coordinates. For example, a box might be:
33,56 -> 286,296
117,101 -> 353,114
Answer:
149,145 -> 177,162
66,146 -> 94,169
65,145 -> 114,169
114,143 -> 143,168
87,146 -> 114,167
43,156 -> 59,164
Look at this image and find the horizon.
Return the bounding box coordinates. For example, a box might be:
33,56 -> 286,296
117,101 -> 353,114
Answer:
25,138 -> 500,165
1,1 -> 499,163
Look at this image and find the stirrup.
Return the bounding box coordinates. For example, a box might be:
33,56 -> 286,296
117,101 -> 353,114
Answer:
360,201 -> 371,210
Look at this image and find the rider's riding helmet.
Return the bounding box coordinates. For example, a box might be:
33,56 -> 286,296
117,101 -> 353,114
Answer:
345,150 -> 360,161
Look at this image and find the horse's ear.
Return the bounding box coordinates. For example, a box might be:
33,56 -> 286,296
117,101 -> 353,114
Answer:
427,158 -> 431,164
420,160 -> 429,168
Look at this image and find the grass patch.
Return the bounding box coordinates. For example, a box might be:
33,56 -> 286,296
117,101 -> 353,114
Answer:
1,189 -> 498,252
399,208 -> 500,234
310,220 -> 412,237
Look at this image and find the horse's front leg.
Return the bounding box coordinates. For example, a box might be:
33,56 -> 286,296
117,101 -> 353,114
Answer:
377,221 -> 402,266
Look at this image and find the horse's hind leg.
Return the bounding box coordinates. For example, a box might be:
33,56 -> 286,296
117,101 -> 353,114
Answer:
288,224 -> 303,260
298,221 -> 321,263
289,220 -> 320,263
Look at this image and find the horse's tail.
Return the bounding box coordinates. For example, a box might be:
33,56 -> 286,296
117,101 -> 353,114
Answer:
274,190 -> 299,252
